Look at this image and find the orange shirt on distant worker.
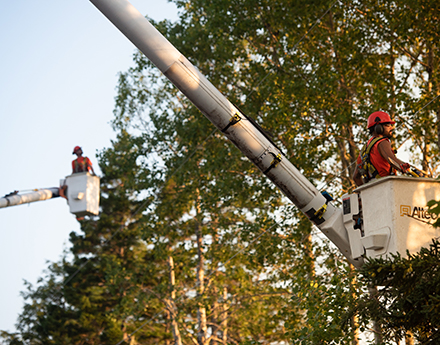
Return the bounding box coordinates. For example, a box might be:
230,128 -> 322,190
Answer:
72,156 -> 93,173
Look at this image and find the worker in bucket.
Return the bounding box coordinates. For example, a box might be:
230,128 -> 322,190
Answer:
353,111 -> 410,186
72,146 -> 95,175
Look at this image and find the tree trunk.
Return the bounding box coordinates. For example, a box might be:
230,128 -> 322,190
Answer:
349,264 -> 359,345
165,309 -> 171,345
166,255 -> 183,345
122,333 -> 137,345
210,286 -> 228,345
210,286 -> 219,345
427,42 -> 440,177
405,331 -> 414,345
389,45 -> 396,118
195,192 -> 208,345
326,10 -> 358,192
423,43 -> 434,173
337,124 -> 358,191
220,287 -> 228,345
368,286 -> 383,344
437,105 -> 440,155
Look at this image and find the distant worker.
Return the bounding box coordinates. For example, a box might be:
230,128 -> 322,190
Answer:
353,111 -> 410,187
72,146 -> 95,175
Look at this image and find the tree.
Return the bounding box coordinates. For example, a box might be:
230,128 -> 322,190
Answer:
354,240 -> 440,344
352,198 -> 440,345
113,72 -> 298,344
110,1 -> 368,343
1,132 -> 169,345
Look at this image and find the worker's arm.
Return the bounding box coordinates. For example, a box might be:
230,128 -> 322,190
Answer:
86,157 -> 96,175
377,140 -> 410,173
352,165 -> 364,187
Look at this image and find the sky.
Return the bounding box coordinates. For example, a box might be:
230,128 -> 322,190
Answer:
0,0 -> 178,333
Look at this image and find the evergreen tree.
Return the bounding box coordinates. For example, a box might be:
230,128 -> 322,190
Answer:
354,240 -> 440,344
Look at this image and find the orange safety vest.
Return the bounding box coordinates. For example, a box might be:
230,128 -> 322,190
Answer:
357,137 -> 394,182
72,157 -> 92,173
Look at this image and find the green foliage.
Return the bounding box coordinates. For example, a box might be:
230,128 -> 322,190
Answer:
355,240 -> 440,344
288,253 -> 361,344
354,198 -> 440,344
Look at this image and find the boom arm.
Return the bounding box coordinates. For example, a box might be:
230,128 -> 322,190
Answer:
1,173 -> 100,217
0,188 -> 60,209
90,0 -> 361,267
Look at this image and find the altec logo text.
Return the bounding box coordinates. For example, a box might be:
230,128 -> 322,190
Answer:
400,205 -> 438,220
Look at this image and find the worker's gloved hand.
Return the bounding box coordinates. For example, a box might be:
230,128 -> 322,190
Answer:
399,162 -> 410,173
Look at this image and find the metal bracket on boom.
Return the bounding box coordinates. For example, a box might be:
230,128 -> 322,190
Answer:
305,191 -> 333,225
263,153 -> 282,174
221,113 -> 241,133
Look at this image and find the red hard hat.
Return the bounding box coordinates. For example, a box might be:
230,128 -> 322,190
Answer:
72,145 -> 81,154
367,111 -> 395,128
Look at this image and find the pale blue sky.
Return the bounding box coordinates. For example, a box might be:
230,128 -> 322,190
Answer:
0,0 -> 178,333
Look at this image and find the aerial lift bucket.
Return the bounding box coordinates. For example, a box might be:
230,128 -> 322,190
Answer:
344,176 -> 440,260
63,172 -> 100,217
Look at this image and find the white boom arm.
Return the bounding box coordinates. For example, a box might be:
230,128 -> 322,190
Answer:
1,174 -> 100,217
0,188 -> 60,209
90,0 -> 361,267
